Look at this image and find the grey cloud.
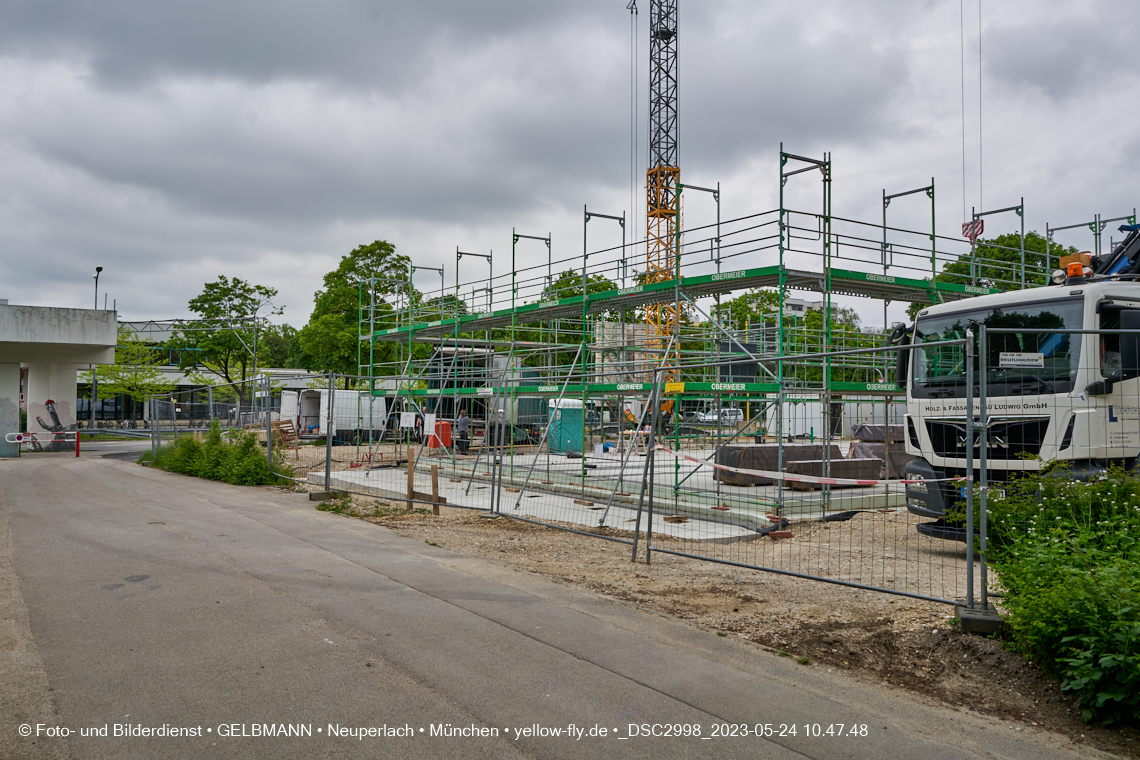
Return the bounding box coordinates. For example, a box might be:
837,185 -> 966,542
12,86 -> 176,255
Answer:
1,0 -> 1137,322
684,2 -> 916,173
7,23 -> 634,229
985,5 -> 1138,100
0,1 -> 593,92
1,1 -> 919,239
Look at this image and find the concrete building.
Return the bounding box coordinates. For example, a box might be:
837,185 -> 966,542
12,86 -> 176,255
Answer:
0,300 -> 118,456
77,366 -> 318,427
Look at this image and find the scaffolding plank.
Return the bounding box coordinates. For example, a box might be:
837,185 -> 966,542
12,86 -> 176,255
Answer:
366,265 -> 1000,343
365,379 -> 902,398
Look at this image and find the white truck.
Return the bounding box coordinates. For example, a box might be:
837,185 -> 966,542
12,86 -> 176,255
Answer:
897,243 -> 1140,528
279,389 -> 387,442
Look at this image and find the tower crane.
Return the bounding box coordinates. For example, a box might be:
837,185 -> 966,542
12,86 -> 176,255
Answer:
645,0 -> 680,365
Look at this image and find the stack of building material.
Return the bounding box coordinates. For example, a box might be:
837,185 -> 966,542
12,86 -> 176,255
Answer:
785,457 -> 882,490
714,443 -> 842,486
848,424 -> 913,479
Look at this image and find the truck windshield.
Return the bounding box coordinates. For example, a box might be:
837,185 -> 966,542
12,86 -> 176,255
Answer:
912,298 -> 1083,398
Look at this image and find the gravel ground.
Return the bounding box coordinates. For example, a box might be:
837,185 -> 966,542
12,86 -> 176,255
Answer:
290,486 -> 1140,759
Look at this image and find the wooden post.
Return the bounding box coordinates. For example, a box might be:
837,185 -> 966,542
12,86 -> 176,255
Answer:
406,451 -> 415,510
431,465 -> 440,516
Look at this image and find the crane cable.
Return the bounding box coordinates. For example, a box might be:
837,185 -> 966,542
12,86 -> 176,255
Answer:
978,0 -> 984,213
629,1 -> 639,258
960,0 -> 966,224
960,0 -> 985,223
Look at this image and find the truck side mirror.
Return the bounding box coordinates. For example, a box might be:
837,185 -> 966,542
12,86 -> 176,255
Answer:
1086,379 -> 1114,396
1122,310 -> 1140,381
889,324 -> 911,389
895,345 -> 910,389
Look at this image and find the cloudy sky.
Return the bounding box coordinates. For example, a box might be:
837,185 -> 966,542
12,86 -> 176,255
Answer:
1,0 -> 1136,328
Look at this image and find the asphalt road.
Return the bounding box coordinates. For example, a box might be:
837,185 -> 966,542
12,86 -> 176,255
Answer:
0,453 -> 1102,760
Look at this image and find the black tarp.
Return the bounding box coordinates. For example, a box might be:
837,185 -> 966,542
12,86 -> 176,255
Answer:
715,443 -> 842,485
850,423 -> 905,442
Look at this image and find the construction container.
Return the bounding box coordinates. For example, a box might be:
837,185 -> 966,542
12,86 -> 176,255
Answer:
548,399 -> 583,453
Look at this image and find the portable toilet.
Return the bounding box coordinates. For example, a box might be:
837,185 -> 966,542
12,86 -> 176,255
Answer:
548,399 -> 583,453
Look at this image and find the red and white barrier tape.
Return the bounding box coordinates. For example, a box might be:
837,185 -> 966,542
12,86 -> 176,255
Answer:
652,445 -> 966,488
5,431 -> 78,443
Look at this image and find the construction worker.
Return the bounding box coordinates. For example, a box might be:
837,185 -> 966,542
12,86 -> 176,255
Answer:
456,409 -> 471,454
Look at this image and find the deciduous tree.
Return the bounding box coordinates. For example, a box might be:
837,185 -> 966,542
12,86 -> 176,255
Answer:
297,240 -> 415,382
170,276 -> 281,391
83,327 -> 176,407
906,231 -> 1078,317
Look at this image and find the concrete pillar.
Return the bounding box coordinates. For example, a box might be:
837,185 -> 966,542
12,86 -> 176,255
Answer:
24,362 -> 78,434
0,304 -> 116,451
0,363 -> 19,457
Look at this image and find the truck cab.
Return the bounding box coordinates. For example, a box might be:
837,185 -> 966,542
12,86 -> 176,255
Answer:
900,278 -> 1140,521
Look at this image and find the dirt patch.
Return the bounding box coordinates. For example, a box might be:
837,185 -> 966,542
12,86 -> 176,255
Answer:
304,491 -> 1139,758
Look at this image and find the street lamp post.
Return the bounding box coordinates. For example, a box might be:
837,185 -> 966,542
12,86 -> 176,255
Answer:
90,266 -> 103,428
93,267 -> 103,309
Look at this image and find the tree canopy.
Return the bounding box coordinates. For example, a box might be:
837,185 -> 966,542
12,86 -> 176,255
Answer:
257,323 -> 301,369
719,288 -> 862,333
85,327 -> 176,402
905,231 -> 1079,317
933,231 -> 1072,289
297,240 -> 416,381
422,294 -> 468,321
541,270 -> 616,300
170,276 -> 281,389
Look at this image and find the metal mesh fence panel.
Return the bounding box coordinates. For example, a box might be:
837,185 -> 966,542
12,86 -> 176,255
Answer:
137,313 -> 1117,612
283,340 -> 987,606
601,342 -> 977,605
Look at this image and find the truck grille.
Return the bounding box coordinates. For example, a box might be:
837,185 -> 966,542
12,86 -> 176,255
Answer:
925,418 -> 1048,460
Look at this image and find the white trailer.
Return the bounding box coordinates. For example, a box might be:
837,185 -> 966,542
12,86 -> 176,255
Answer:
280,389 -> 386,440
280,390 -> 299,430
764,399 -> 826,440
841,398 -> 906,437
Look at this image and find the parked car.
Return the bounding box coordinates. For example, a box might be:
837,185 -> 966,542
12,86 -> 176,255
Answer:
696,408 -> 744,425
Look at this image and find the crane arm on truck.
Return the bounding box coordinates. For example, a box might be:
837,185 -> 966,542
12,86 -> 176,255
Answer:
1092,227 -> 1140,276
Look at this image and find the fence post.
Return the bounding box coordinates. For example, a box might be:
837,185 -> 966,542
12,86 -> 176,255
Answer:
324,371 -> 334,491
431,464 -> 440,516
979,326 -> 990,609
488,415 -> 498,515
407,450 -> 415,510
645,377 -> 664,566
632,368 -> 664,564
490,413 -> 504,515
964,329 -> 975,610
264,375 -> 273,471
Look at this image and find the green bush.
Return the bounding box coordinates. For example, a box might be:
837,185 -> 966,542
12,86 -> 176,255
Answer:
222,430 -> 278,485
141,421 -> 290,487
162,436 -> 204,475
988,472 -> 1140,724
199,422 -> 228,481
